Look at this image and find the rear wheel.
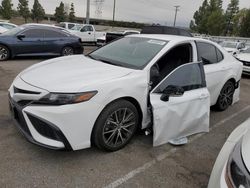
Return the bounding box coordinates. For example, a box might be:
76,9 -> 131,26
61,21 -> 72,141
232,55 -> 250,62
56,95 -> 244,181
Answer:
61,46 -> 74,56
214,81 -> 235,111
0,45 -> 10,61
92,100 -> 139,152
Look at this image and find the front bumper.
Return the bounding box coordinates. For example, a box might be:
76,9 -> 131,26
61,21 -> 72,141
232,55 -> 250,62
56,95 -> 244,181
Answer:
8,77 -> 103,151
9,95 -> 72,150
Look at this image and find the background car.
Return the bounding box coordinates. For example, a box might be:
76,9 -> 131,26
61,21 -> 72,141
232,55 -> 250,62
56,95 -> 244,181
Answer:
208,118 -> 250,188
0,25 -> 83,61
8,35 -> 242,152
105,30 -> 140,44
0,22 -> 17,34
221,41 -> 246,55
235,48 -> 250,75
140,25 -> 193,37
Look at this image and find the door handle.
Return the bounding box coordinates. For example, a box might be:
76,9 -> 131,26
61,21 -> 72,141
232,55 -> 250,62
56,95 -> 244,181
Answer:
88,32 -> 91,35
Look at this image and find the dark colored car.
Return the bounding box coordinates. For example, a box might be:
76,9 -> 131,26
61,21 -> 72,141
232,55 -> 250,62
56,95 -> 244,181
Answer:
141,26 -> 193,37
105,30 -> 140,44
0,25 -> 83,61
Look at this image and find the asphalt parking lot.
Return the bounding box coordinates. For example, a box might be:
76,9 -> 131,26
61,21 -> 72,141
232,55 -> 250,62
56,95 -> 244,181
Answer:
0,47 -> 250,188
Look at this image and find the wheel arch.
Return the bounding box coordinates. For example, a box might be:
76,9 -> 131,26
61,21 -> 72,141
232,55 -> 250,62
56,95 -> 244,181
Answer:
90,96 -> 143,145
0,43 -> 12,58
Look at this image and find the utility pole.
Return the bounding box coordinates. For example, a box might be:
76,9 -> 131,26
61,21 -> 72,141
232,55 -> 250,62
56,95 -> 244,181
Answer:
173,5 -> 180,27
113,0 -> 116,22
86,0 -> 90,24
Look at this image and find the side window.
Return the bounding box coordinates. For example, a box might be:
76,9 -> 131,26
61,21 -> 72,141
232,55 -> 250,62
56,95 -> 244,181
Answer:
216,48 -> 223,62
80,26 -> 88,32
44,29 -> 67,38
22,29 -> 44,38
197,42 -> 218,64
154,63 -> 205,93
68,24 -> 75,29
87,26 -> 93,31
150,43 -> 193,88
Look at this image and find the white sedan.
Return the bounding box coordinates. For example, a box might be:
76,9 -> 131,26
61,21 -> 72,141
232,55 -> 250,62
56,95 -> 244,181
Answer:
8,35 -> 242,151
235,48 -> 250,75
208,118 -> 250,188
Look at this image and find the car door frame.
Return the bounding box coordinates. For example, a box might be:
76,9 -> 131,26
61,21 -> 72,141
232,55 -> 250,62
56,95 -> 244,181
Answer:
149,61 -> 210,146
194,40 -> 231,106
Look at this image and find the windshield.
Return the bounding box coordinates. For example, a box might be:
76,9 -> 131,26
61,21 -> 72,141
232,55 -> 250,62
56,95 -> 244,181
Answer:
242,48 -> 250,53
89,37 -> 167,69
1,26 -> 24,36
222,42 -> 237,48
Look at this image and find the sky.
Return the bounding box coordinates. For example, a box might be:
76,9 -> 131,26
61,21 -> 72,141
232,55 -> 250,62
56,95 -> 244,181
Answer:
10,0 -> 250,27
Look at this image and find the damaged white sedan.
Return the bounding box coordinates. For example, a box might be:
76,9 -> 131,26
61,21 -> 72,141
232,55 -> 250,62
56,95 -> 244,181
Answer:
8,35 -> 242,151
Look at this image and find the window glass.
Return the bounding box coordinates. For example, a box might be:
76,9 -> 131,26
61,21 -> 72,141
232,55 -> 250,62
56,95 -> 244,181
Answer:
89,37 -> 167,69
68,24 -> 75,29
44,29 -> 67,38
216,48 -> 223,62
22,29 -> 44,38
154,63 -> 204,93
197,42 -> 218,64
87,26 -> 93,31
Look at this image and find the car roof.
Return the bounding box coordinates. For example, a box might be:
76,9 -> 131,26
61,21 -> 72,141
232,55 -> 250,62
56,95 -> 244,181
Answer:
128,34 -> 208,43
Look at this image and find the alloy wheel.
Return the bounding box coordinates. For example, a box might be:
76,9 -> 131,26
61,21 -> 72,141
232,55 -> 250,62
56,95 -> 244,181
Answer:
0,46 -> 9,60
218,82 -> 235,110
102,108 -> 136,148
62,47 -> 74,56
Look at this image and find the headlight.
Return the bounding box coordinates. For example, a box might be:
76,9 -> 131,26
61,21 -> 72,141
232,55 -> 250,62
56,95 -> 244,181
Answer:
35,91 -> 97,105
225,139 -> 250,188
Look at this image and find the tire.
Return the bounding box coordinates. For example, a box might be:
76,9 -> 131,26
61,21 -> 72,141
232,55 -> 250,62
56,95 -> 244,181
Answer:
92,100 -> 139,152
0,45 -> 10,61
214,81 -> 235,111
61,46 -> 74,56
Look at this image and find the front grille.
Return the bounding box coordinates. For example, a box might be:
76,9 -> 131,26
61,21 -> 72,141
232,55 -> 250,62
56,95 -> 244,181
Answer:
27,114 -> 60,141
14,86 -> 41,95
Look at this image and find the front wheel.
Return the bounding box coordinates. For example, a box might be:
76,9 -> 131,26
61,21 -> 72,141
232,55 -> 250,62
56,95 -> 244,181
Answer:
214,81 -> 235,111
61,46 -> 74,56
92,100 -> 139,152
0,45 -> 10,61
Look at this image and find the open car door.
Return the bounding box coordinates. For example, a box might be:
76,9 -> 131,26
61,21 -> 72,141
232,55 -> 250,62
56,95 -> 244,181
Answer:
150,62 -> 210,147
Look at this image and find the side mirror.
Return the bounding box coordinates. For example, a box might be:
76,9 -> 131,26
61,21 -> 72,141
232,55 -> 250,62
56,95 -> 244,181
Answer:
17,34 -> 25,40
160,85 -> 184,102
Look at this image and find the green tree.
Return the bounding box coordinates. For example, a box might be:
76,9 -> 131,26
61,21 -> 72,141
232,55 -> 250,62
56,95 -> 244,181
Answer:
17,0 -> 30,23
224,0 -> 239,35
239,9 -> 250,37
54,1 -> 67,23
68,3 -> 76,22
191,0 -> 210,34
31,0 -> 45,23
0,0 -> 13,19
232,8 -> 248,36
207,10 -> 225,35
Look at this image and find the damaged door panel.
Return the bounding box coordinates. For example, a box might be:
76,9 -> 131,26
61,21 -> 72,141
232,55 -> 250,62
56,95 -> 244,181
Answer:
150,62 -> 210,147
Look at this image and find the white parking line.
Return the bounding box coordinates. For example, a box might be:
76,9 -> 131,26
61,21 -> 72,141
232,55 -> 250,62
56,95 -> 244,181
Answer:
104,105 -> 250,188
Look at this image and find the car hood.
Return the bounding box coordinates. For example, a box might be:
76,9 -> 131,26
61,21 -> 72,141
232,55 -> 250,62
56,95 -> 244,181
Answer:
235,53 -> 250,62
20,55 -> 133,92
241,118 -> 250,172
